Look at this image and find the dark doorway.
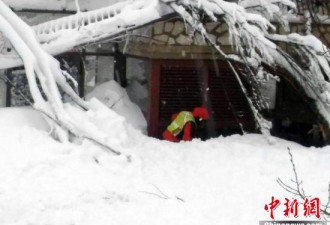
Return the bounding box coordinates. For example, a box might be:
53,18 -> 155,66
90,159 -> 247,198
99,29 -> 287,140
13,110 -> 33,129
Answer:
148,60 -> 255,139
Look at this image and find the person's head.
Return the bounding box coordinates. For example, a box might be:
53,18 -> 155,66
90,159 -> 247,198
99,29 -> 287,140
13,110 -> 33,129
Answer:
192,107 -> 209,121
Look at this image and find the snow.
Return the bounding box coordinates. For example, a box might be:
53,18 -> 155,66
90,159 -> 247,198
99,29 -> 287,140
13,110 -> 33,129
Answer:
0,106 -> 49,132
126,57 -> 149,114
0,0 -> 171,70
86,80 -> 147,132
126,79 -> 148,114
0,1 -> 330,223
2,0 -> 122,11
0,106 -> 329,225
269,33 -> 329,54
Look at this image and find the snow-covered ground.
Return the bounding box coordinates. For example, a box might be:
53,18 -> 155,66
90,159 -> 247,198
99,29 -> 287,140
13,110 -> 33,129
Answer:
0,104 -> 329,225
0,0 -> 329,223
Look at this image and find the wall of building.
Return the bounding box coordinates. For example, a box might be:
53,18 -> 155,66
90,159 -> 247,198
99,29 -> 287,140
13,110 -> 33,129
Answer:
2,9 -> 329,123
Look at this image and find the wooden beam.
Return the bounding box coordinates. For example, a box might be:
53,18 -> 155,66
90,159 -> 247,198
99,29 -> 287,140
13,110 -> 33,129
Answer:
5,69 -> 11,107
126,43 -> 235,60
148,60 -> 161,137
16,9 -> 76,14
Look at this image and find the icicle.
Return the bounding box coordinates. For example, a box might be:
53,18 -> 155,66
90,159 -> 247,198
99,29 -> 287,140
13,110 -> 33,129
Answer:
49,20 -> 55,33
68,16 -> 72,30
75,0 -> 81,14
87,12 -> 91,24
94,11 -> 98,23
107,8 -> 111,19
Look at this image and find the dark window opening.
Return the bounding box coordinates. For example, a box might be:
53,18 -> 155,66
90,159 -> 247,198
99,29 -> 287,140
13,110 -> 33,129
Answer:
271,79 -> 322,147
5,52 -> 84,107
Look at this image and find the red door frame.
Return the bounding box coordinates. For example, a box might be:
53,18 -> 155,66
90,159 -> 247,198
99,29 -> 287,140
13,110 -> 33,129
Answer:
148,60 -> 161,137
148,60 -> 207,137
147,59 -> 253,138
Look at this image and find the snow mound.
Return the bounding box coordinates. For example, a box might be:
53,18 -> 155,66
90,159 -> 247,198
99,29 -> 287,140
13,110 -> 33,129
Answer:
0,102 -> 329,225
0,122 -> 330,225
126,79 -> 148,114
0,104 -> 330,224
86,80 -> 147,132
0,106 -> 49,132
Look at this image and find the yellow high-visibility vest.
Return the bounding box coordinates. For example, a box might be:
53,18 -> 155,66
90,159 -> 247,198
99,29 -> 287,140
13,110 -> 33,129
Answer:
167,111 -> 196,136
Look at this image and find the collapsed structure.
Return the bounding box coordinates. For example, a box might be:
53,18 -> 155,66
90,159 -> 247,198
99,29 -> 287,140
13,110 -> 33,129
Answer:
0,0 -> 329,146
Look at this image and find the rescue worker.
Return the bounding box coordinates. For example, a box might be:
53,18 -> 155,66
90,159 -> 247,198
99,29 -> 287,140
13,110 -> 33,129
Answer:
162,106 -> 209,142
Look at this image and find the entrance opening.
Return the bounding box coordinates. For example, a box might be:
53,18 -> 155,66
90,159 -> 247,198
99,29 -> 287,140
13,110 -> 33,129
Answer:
148,60 -> 255,140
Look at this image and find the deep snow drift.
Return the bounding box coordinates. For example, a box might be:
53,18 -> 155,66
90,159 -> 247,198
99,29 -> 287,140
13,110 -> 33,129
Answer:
86,80 -> 147,131
0,104 -> 329,225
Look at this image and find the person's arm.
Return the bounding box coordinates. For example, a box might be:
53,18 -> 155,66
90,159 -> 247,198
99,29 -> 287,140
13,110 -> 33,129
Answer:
163,130 -> 179,142
182,122 -> 192,141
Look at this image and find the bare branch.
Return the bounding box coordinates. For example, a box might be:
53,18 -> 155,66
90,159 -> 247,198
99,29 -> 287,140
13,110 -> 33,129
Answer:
139,184 -> 185,202
278,147 -> 330,218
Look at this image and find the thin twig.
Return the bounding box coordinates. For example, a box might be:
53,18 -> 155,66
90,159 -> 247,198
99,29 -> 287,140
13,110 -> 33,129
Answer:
287,147 -> 305,199
278,147 -> 330,218
139,184 -> 185,202
139,191 -> 169,200
0,74 -> 33,105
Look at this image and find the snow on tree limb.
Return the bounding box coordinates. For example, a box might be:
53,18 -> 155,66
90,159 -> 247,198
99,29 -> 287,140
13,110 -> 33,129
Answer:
0,0 -> 293,69
0,0 -> 130,156
0,0 -> 330,141
169,0 -> 275,138
0,0 -> 171,69
265,33 -> 330,129
168,0 -> 330,134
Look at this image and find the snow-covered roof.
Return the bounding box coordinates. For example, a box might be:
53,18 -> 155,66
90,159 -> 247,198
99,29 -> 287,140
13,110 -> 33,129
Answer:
3,0 -> 121,11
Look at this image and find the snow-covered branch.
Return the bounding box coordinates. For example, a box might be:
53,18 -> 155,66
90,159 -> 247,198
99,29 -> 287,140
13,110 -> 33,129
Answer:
0,0 -> 133,157
1,0 -> 330,141
0,0 -> 172,69
166,0 -> 330,135
278,147 -> 330,220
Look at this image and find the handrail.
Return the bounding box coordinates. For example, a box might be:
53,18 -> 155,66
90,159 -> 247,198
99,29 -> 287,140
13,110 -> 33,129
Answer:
32,2 -> 127,35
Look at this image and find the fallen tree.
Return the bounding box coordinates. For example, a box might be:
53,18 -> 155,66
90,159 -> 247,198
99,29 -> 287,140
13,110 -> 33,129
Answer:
0,0 -> 330,146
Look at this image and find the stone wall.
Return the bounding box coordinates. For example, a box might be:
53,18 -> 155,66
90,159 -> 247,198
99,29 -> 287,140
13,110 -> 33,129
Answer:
129,17 -> 330,51
151,20 -> 231,46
